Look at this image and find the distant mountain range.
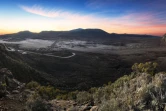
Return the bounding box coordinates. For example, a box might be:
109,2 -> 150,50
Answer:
0,28 -> 160,41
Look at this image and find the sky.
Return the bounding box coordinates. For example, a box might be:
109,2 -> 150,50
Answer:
0,0 -> 166,36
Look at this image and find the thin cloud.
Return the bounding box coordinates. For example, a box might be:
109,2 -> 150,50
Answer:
19,4 -> 161,26
19,5 -> 92,21
19,5 -> 62,18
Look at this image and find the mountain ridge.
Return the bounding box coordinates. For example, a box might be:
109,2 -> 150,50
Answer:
0,28 -> 160,41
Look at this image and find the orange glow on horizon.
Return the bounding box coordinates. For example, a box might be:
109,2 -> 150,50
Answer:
0,28 -> 164,36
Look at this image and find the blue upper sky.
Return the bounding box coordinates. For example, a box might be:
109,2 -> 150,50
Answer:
0,0 -> 166,35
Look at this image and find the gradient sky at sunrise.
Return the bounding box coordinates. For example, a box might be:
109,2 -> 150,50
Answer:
0,0 -> 166,36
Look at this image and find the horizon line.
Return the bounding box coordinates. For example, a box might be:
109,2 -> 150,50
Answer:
0,28 -> 163,37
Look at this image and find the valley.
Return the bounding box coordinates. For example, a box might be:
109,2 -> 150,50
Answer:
0,29 -> 165,91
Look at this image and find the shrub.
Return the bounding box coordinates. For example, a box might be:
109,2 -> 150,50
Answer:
26,94 -> 52,111
99,99 -> 128,111
93,87 -> 106,104
26,81 -> 70,100
67,91 -> 78,100
112,74 -> 133,88
26,81 -> 40,90
132,62 -> 158,75
38,86 -> 57,100
76,91 -> 92,103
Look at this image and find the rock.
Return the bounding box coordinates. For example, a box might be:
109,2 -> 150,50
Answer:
90,106 -> 98,111
80,103 -> 91,111
12,90 -> 19,94
0,68 -> 24,97
73,103 -> 77,106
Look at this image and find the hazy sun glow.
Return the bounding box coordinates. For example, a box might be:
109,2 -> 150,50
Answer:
0,0 -> 166,36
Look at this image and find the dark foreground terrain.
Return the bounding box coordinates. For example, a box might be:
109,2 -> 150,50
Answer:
0,61 -> 166,111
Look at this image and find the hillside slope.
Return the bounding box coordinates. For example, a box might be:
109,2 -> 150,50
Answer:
0,44 -> 132,90
12,62 -> 166,111
0,44 -> 55,85
69,63 -> 166,111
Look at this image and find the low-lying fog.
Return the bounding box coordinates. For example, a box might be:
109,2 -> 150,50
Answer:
53,40 -> 123,50
0,39 -> 145,52
0,39 -> 122,50
0,39 -> 54,49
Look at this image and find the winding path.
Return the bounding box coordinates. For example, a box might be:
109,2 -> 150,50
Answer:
2,43 -> 76,59
26,51 -> 76,58
2,43 -> 15,52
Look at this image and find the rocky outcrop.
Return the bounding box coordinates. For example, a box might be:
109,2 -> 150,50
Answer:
0,68 -> 25,97
0,68 -> 27,110
160,34 -> 166,46
90,106 -> 98,111
49,100 -> 98,111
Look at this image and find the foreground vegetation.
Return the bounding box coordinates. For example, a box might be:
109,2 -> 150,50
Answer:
24,62 -> 166,111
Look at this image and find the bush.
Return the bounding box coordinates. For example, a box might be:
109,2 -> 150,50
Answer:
93,87 -> 106,104
26,81 -> 40,90
111,74 -> 134,89
38,86 -> 57,100
99,99 -> 128,111
76,91 -> 92,103
26,81 -> 71,100
26,94 -> 52,111
132,62 -> 158,75
67,91 -> 78,100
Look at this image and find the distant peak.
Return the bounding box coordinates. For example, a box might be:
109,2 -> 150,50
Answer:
85,28 -> 106,31
70,28 -> 108,34
18,30 -> 32,34
70,28 -> 84,32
